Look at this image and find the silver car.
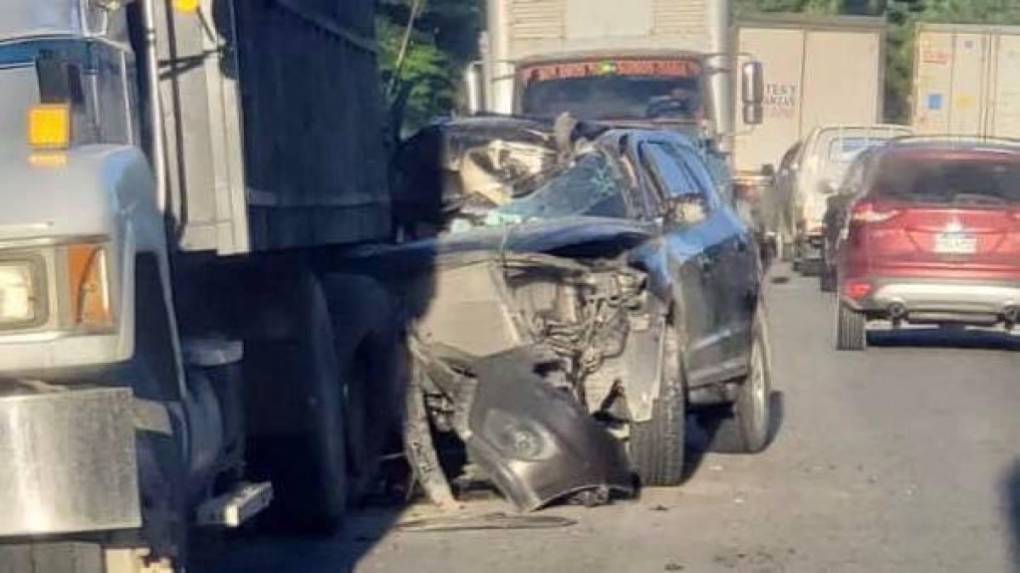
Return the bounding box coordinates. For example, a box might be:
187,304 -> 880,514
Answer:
775,124 -> 912,274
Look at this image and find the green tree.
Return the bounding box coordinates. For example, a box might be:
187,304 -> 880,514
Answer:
377,0 -> 482,136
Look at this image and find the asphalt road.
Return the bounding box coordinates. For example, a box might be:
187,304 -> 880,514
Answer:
201,265 -> 1020,573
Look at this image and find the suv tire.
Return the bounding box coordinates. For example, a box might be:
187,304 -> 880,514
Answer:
709,308 -> 773,454
836,303 -> 867,351
630,324 -> 685,487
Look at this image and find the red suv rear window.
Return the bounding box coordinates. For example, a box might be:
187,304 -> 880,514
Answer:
872,150 -> 1020,207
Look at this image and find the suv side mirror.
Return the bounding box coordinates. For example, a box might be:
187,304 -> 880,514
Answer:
664,194 -> 709,227
741,61 -> 764,126
463,61 -> 484,116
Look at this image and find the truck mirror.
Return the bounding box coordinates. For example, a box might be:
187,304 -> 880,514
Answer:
743,103 -> 763,126
741,61 -> 764,106
463,61 -> 484,116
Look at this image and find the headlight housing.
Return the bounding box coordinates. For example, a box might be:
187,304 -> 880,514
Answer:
0,259 -> 45,328
0,239 -> 114,335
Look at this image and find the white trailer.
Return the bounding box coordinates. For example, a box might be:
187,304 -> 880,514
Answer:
912,23 -> 1020,139
733,15 -> 887,176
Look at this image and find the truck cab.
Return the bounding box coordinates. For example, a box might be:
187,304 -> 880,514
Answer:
471,0 -> 763,157
0,1 -> 394,571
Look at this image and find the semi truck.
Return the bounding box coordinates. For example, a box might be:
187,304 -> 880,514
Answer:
466,0 -> 765,164
0,1 -> 396,572
732,14 -> 889,264
912,23 -> 1020,139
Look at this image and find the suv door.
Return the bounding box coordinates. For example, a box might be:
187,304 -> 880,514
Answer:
670,142 -> 758,375
638,141 -> 729,386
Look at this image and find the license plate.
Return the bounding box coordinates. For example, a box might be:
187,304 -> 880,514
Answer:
934,233 -> 977,255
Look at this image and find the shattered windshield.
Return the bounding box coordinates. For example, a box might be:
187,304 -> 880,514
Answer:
482,152 -> 629,226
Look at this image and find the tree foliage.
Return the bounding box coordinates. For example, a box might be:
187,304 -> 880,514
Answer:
376,0 -> 481,135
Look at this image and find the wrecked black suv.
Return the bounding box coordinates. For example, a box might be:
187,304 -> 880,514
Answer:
356,116 -> 775,511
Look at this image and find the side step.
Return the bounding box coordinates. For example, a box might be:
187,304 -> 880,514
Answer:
195,482 -> 273,527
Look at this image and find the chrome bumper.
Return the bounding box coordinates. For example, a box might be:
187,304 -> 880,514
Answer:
0,386 -> 141,536
853,280 -> 1020,319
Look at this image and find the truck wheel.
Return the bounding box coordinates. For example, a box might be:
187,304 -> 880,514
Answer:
322,274 -> 402,503
819,265 -> 836,292
836,303 -> 867,351
707,307 -> 773,454
245,273 -> 348,534
779,238 -> 793,263
629,324 -> 686,487
131,256 -> 189,567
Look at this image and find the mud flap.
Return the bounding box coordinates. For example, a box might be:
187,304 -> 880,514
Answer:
464,348 -> 633,511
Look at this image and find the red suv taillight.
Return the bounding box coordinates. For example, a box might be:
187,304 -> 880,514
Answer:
851,201 -> 901,224
843,280 -> 873,300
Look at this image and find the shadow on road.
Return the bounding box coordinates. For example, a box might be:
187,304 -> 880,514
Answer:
868,328 -> 1020,351
1003,461 -> 1020,572
194,507 -> 403,573
685,391 -> 785,478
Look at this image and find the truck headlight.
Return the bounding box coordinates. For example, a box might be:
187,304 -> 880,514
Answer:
0,261 -> 42,327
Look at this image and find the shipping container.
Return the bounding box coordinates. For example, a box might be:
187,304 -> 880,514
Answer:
912,23 -> 1020,139
734,15 -> 887,174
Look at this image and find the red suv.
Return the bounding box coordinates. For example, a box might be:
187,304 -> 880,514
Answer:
834,137 -> 1020,350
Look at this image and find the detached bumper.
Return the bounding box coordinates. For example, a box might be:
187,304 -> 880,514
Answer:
0,386 -> 141,536
845,278 -> 1020,323
465,348 -> 633,511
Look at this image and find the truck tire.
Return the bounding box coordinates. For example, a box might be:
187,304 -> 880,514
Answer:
819,265 -> 836,292
244,273 -> 348,534
322,274 -> 402,503
707,307 -> 773,454
131,255 -> 189,568
629,324 -> 686,487
836,303 -> 867,351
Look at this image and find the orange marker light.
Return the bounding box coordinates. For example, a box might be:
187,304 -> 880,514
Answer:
67,244 -> 113,329
174,0 -> 200,13
28,104 -> 71,150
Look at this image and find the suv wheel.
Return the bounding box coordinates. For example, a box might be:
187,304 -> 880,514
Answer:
708,308 -> 773,454
630,324 -> 685,487
836,303 -> 867,351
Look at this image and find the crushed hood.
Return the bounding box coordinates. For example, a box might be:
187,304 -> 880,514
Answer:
345,216 -> 656,276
